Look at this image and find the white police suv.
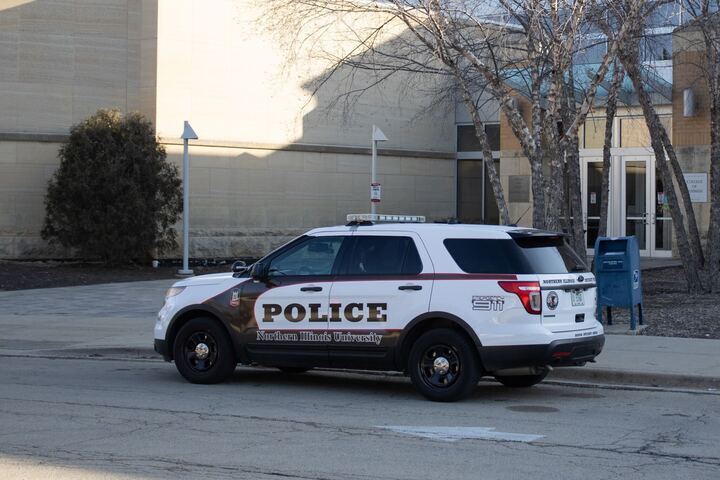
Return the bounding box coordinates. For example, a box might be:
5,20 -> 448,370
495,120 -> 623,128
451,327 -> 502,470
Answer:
155,214 -> 604,401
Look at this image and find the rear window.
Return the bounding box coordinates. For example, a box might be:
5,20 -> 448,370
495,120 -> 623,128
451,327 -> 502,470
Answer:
444,236 -> 586,274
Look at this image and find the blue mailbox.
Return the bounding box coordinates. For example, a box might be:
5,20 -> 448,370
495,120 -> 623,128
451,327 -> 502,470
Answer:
594,236 -> 643,330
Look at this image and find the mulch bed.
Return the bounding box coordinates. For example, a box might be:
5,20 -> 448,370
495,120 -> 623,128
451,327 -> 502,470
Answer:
0,262 -> 716,340
601,266 -> 719,340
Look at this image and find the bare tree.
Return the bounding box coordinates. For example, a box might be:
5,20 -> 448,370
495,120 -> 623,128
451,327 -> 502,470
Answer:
456,73 -> 512,225
598,61 -> 623,238
266,0 -> 643,262
679,0 -> 720,291
598,0 -> 707,290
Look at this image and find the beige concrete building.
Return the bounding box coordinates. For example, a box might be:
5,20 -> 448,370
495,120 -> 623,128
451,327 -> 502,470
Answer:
0,0 -> 714,260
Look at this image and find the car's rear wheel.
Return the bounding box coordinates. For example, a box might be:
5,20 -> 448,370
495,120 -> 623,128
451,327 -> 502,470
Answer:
173,317 -> 236,384
494,370 -> 548,388
408,328 -> 479,402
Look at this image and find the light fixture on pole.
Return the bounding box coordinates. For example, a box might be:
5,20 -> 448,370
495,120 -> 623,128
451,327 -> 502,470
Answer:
371,125 -> 388,215
683,88 -> 697,117
178,120 -> 198,276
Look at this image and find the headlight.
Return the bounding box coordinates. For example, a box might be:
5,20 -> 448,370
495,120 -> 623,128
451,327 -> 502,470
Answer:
165,286 -> 186,299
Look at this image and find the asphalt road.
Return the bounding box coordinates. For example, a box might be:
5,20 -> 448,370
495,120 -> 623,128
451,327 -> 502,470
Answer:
1,356 -> 718,480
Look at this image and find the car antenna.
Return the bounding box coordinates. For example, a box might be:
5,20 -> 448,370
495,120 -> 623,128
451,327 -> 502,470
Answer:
508,206 -> 531,227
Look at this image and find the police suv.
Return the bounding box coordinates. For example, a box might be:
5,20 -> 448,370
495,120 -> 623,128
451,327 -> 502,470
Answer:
155,214 -> 604,401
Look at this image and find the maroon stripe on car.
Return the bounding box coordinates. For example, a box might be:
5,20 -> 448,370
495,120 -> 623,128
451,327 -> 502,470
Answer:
430,273 -> 518,281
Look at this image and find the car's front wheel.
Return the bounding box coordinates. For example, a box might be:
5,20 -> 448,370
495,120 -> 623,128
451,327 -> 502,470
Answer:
408,328 -> 480,402
173,317 -> 236,384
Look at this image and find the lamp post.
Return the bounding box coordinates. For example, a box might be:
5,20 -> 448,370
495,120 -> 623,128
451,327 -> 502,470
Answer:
178,120 -> 198,276
371,125 -> 388,215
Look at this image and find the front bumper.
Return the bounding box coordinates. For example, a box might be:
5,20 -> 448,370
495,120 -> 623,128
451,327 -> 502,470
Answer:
479,334 -> 605,372
154,339 -> 171,362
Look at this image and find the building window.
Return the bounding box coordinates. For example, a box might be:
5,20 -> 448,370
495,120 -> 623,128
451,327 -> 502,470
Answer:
649,2 -> 681,28
457,124 -> 500,152
575,35 -> 607,65
583,117 -> 607,149
457,159 -> 500,225
641,33 -> 673,61
620,116 -> 672,148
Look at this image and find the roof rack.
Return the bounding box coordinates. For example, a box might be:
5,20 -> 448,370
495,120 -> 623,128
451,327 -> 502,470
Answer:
346,213 -> 426,226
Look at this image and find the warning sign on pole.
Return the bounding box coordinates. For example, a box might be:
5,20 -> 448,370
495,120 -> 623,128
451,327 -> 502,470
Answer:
371,183 -> 382,203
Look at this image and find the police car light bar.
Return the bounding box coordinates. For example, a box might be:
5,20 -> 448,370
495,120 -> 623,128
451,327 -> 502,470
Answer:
346,214 -> 426,223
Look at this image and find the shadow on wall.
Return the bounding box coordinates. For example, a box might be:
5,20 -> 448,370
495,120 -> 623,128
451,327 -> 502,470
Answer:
158,18 -> 458,259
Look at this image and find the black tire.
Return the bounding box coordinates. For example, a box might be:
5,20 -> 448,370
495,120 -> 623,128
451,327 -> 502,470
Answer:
173,317 -> 236,384
494,370 -> 548,388
408,328 -> 480,402
277,367 -> 311,374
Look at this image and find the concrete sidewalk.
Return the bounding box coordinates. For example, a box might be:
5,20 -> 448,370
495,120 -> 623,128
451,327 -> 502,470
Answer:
0,280 -> 718,391
548,335 -> 720,390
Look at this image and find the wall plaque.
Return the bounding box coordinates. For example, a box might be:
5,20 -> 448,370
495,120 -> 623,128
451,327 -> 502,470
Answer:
508,175 -> 530,203
683,173 -> 708,203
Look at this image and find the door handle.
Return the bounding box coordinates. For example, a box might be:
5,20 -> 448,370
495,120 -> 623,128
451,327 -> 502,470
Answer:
300,286 -> 323,292
398,285 -> 422,291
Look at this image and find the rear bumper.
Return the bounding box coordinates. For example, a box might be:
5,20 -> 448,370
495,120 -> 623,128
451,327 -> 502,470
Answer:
154,339 -> 171,362
479,335 -> 605,372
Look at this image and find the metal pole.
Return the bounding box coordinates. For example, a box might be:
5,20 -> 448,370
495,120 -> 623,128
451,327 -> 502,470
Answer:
179,137 -> 192,275
371,137 -> 377,215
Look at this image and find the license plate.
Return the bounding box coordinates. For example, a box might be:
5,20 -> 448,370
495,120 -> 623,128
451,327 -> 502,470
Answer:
571,290 -> 584,306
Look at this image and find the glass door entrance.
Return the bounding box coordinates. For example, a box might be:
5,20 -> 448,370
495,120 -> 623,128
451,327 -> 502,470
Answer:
581,155 -> 673,258
652,165 -> 673,256
621,156 -> 673,257
624,160 -> 649,254
583,160 -> 604,251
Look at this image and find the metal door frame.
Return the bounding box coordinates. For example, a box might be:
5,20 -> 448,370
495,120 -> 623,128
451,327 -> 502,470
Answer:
621,156 -> 651,256
619,155 -> 673,258
580,157 -> 607,257
648,160 -> 673,258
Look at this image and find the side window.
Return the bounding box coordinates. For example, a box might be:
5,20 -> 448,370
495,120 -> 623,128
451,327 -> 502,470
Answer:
345,236 -> 423,276
444,238 -> 527,274
269,236 -> 344,276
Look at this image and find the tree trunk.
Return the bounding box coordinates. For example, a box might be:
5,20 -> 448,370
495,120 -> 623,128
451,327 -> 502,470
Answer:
704,33 -> 720,292
620,48 -> 706,292
530,72 -> 546,230
456,77 -> 511,225
561,159 -> 572,234
561,68 -> 587,262
708,57 -> 720,291
599,64 -> 623,239
566,136 -> 586,263
543,110 -> 565,233
659,128 -> 705,268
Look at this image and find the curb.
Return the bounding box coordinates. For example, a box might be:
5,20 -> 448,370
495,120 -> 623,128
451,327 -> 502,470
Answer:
548,367 -> 720,391
316,367 -> 720,392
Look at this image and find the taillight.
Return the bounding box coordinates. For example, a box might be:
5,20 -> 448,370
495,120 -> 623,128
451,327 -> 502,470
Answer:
498,281 -> 542,315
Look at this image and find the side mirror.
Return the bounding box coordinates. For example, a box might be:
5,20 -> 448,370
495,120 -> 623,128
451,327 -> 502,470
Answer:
250,261 -> 270,281
231,260 -> 247,274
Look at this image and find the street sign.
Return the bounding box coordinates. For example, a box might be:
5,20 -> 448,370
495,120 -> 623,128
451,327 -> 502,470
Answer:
371,183 -> 381,203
